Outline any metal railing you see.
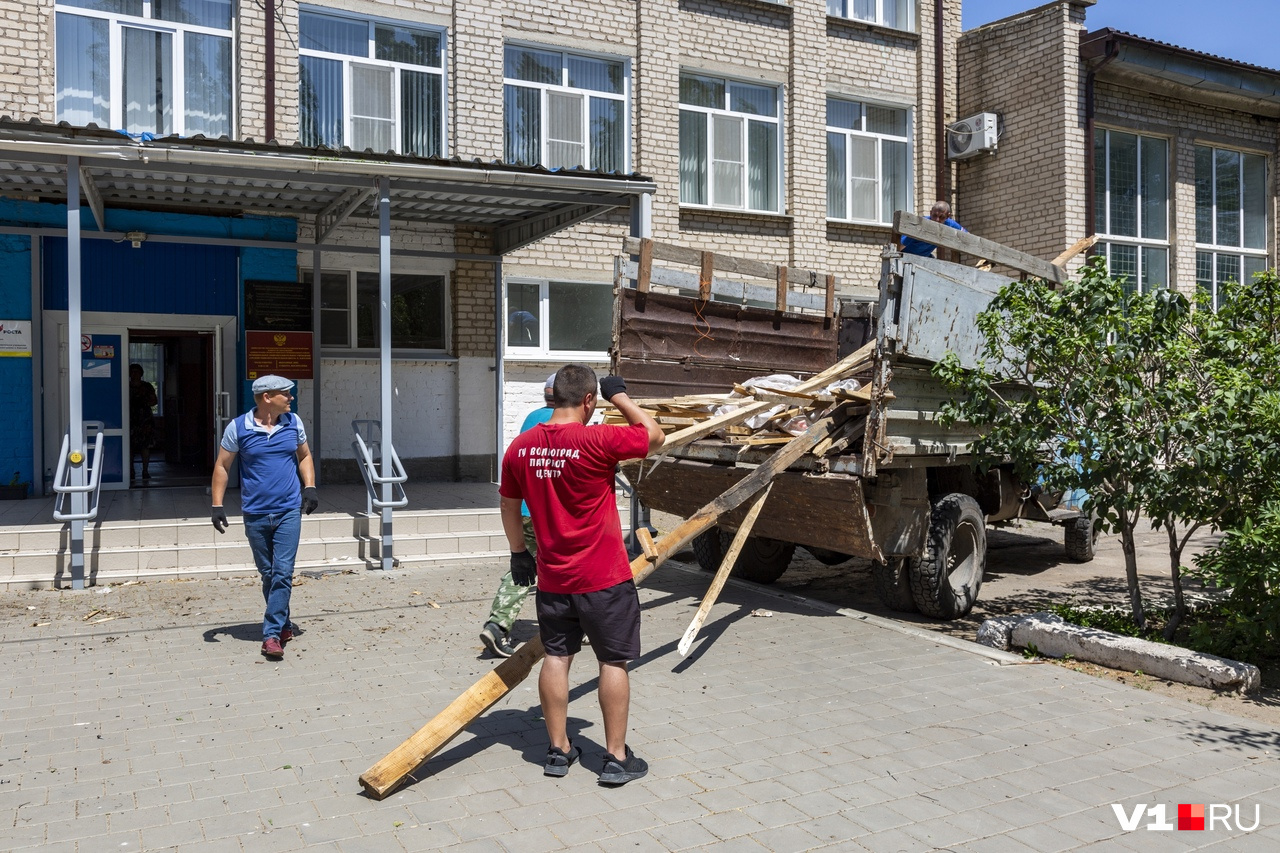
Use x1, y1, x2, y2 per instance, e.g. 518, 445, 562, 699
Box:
352, 420, 408, 515
52, 422, 106, 523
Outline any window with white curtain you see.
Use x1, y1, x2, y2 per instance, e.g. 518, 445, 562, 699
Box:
503, 46, 627, 172
826, 97, 911, 225
679, 73, 782, 213
505, 279, 614, 357
1195, 144, 1268, 309
314, 269, 448, 352
54, 0, 233, 138
298, 8, 445, 156
827, 0, 915, 32
1092, 128, 1170, 295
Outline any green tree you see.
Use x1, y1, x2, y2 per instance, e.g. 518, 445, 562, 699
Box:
934, 257, 1197, 629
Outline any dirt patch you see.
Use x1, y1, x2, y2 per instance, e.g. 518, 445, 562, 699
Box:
656, 513, 1280, 728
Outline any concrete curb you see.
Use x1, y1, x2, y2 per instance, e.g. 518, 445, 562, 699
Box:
989, 611, 1261, 693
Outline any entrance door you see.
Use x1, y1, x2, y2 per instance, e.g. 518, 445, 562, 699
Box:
79, 329, 128, 490
129, 331, 216, 487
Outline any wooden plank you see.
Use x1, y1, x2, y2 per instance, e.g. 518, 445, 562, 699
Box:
677, 484, 773, 657
894, 211, 1066, 285
637, 237, 653, 294
619, 260, 828, 313
1052, 234, 1098, 267
699, 250, 714, 301
659, 340, 875, 451
620, 236, 829, 290
775, 265, 788, 312
357, 411, 846, 800
635, 526, 658, 561
825, 273, 836, 323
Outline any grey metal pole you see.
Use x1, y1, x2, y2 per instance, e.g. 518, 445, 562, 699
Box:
493, 258, 503, 483
378, 177, 393, 571
66, 157, 86, 590
627, 194, 653, 552
312, 245, 322, 485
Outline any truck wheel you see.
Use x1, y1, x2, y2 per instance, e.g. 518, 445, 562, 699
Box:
731, 536, 796, 584
909, 494, 987, 619
872, 558, 918, 612
692, 529, 795, 584
804, 546, 853, 566
1064, 514, 1099, 563
691, 528, 723, 572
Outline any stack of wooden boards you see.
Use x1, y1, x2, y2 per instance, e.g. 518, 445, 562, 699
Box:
601, 344, 883, 457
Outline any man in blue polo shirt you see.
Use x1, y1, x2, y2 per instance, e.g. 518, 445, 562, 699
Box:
211, 374, 318, 660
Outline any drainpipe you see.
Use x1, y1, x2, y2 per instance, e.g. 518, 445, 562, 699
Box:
1083, 38, 1118, 238
934, 0, 947, 203
265, 0, 276, 141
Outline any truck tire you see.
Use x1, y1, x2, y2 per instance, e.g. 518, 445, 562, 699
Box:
872, 558, 918, 612
1064, 514, 1099, 563
804, 546, 853, 566
690, 528, 795, 584
909, 494, 987, 619
691, 528, 723, 572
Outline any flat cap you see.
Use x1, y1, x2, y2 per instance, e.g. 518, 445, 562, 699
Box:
545, 372, 558, 390
252, 374, 295, 395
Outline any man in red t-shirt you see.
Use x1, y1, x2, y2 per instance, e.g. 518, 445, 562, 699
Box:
499, 363, 664, 785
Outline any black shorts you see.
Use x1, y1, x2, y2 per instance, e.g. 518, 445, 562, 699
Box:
537, 580, 641, 662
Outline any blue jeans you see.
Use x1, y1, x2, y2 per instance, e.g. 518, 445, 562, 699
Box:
243, 508, 301, 640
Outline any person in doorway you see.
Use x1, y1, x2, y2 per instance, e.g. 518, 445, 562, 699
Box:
211, 375, 319, 660
480, 372, 559, 658
900, 200, 966, 258
499, 364, 664, 785
128, 363, 158, 482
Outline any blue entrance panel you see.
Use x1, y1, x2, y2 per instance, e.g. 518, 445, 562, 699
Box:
82, 334, 123, 485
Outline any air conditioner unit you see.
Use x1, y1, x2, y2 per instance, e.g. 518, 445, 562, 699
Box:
947, 112, 998, 160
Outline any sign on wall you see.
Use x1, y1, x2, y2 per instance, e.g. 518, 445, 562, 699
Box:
246, 331, 314, 379
244, 279, 313, 331
0, 320, 32, 357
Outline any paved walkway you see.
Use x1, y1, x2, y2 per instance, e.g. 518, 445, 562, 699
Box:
1, 557, 1278, 852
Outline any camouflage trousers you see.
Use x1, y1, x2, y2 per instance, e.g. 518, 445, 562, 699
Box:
485, 516, 537, 633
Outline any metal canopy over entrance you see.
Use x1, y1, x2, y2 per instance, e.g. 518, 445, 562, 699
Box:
0, 120, 654, 587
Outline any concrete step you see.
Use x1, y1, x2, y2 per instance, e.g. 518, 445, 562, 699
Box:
0, 505, 633, 588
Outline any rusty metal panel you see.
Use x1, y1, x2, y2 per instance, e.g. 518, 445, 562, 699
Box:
614, 288, 837, 398
623, 459, 882, 561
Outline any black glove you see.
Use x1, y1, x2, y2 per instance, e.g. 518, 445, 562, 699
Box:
211, 506, 228, 533
302, 487, 319, 515
510, 550, 537, 587
599, 375, 627, 401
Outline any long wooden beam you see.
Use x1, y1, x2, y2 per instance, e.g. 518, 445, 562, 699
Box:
894, 211, 1067, 285
357, 410, 846, 799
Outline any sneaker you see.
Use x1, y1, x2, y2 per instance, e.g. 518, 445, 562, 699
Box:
598, 745, 648, 786
281, 625, 296, 644
261, 637, 284, 659
480, 622, 515, 658
543, 742, 580, 777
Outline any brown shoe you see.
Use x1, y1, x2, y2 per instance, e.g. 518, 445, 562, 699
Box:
261, 637, 284, 659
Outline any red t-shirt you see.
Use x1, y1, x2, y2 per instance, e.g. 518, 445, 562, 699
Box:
499, 421, 650, 594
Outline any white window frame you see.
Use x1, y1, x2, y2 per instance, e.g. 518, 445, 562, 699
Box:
1195, 144, 1269, 309
825, 96, 914, 226
54, 0, 236, 137
827, 0, 915, 32
1093, 128, 1171, 294
678, 72, 784, 215
503, 278, 614, 359
502, 43, 631, 172
310, 267, 451, 356
297, 6, 448, 156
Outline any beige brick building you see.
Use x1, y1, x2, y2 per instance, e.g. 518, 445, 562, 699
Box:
957, 0, 1279, 299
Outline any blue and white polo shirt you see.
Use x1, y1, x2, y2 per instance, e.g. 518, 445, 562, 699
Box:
221, 411, 308, 515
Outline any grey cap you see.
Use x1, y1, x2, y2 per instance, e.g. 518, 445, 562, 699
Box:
544, 372, 558, 391
252, 374, 295, 395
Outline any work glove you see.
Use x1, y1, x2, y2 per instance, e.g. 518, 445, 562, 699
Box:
302, 486, 319, 515
599, 375, 627, 401
211, 506, 228, 534
510, 550, 537, 587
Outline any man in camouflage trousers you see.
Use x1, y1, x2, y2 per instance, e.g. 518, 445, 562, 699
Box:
480, 373, 557, 657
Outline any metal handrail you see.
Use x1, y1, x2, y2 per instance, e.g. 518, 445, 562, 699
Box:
352, 421, 408, 511
52, 424, 106, 522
